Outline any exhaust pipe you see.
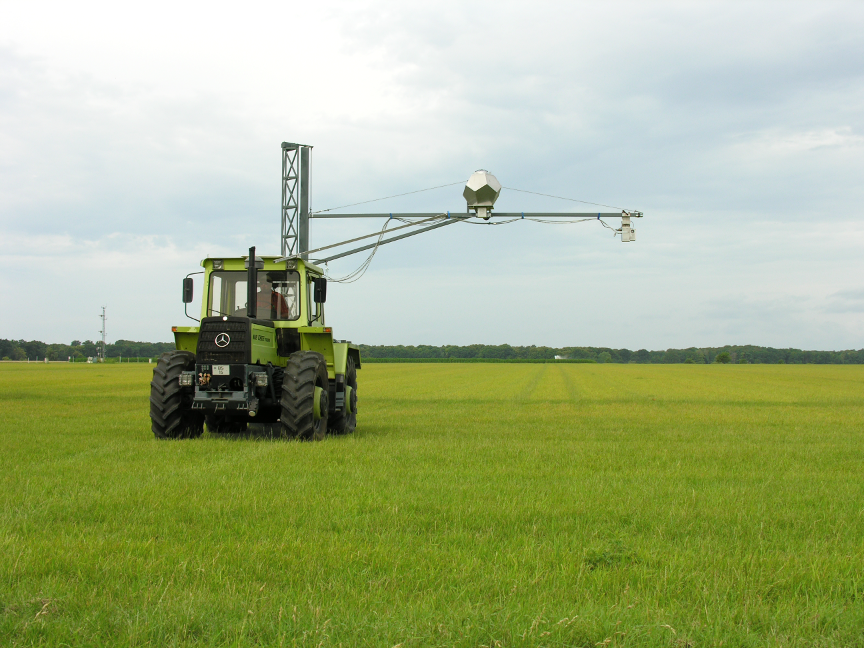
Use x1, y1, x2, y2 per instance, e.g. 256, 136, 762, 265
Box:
247, 246, 257, 319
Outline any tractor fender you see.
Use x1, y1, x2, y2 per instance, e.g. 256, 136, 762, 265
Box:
347, 346, 361, 370
172, 327, 199, 353
299, 328, 337, 380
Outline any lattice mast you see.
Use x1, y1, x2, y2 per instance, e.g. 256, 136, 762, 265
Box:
281, 142, 312, 258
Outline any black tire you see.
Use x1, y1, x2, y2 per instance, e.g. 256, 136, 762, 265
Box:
280, 351, 329, 441
328, 356, 357, 436
150, 351, 204, 439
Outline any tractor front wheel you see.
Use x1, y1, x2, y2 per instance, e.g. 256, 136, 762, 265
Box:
280, 351, 329, 441
150, 351, 204, 439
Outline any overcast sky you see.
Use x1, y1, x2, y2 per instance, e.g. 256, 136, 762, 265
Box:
1, 0, 863, 350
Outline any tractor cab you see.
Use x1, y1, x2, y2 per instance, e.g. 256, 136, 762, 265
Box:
173, 253, 330, 362
192, 253, 326, 327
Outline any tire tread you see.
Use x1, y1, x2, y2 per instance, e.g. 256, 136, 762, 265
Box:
149, 351, 203, 439
280, 351, 328, 440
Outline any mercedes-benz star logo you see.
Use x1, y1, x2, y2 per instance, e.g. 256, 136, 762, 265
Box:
214, 333, 231, 348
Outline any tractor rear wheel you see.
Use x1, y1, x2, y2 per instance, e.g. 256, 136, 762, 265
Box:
150, 351, 204, 439
328, 356, 357, 435
280, 351, 329, 441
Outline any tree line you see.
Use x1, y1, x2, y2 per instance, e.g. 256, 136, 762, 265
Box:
2, 338, 862, 364
356, 344, 864, 364
0, 339, 176, 361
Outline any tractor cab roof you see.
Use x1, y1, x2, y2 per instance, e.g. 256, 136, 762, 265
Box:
200, 255, 325, 275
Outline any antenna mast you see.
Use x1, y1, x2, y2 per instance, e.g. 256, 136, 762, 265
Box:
98, 306, 107, 363
281, 142, 313, 259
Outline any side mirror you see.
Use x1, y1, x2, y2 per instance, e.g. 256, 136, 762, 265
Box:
182, 277, 194, 303
313, 277, 327, 304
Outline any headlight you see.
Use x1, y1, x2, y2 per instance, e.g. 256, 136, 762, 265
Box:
253, 372, 268, 387
178, 372, 194, 386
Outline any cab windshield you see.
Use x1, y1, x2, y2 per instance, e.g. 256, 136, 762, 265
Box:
207, 270, 301, 320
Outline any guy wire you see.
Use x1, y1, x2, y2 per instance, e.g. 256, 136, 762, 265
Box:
313, 182, 464, 215
503, 186, 627, 212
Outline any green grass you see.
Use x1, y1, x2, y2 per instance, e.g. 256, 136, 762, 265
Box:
1, 362, 863, 647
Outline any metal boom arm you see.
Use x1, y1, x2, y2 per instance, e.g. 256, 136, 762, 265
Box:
289, 210, 641, 264
278, 216, 469, 264
310, 212, 625, 219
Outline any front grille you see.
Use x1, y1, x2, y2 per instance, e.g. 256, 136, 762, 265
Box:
197, 318, 248, 364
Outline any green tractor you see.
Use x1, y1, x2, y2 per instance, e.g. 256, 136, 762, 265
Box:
149, 247, 360, 440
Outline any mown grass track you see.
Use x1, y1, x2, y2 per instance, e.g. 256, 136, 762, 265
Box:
1, 362, 863, 647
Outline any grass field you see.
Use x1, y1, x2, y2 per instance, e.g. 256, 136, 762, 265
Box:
1, 362, 863, 647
